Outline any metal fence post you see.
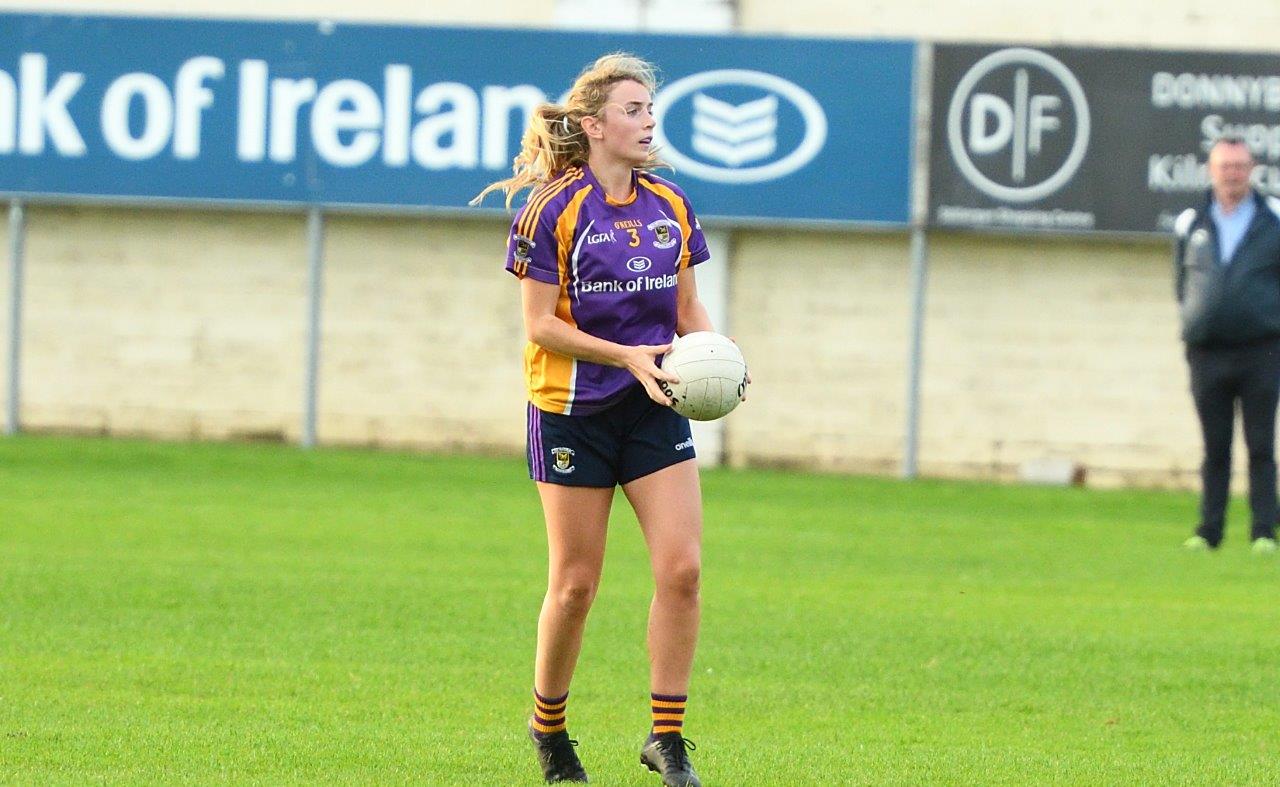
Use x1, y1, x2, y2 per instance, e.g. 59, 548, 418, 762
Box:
6, 200, 26, 436
302, 207, 325, 448
902, 43, 934, 479
903, 226, 929, 478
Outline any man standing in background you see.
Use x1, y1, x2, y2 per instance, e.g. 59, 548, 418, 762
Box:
1175, 134, 1280, 553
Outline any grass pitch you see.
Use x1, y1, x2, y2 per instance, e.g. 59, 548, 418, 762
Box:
2, 435, 1278, 784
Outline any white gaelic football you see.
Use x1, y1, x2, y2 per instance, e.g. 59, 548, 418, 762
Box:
658, 331, 748, 421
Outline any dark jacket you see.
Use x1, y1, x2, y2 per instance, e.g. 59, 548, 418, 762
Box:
1175, 189, 1280, 347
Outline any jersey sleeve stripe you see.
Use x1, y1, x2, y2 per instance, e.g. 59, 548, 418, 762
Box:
517, 168, 574, 239
524, 184, 592, 415
518, 168, 583, 241
554, 186, 593, 287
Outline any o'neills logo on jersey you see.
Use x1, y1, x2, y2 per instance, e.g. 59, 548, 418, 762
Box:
654, 69, 828, 184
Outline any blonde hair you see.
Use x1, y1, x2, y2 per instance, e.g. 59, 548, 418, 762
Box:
471, 52, 663, 208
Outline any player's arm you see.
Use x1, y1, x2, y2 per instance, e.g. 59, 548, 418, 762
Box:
520, 277, 677, 404
675, 267, 714, 336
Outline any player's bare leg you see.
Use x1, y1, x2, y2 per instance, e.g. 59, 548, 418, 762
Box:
529, 483, 613, 783
534, 482, 613, 697
624, 460, 702, 693
624, 459, 704, 787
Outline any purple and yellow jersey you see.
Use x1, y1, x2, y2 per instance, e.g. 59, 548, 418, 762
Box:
505, 164, 710, 415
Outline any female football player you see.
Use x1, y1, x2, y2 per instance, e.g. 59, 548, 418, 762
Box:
474, 53, 723, 786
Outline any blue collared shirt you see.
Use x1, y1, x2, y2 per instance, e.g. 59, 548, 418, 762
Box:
1210, 196, 1256, 265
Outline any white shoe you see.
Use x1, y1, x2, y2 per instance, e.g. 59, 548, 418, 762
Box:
1251, 537, 1277, 555
1183, 535, 1212, 551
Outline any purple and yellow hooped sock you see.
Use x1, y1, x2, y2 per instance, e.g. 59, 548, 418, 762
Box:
531, 689, 569, 738
650, 692, 687, 738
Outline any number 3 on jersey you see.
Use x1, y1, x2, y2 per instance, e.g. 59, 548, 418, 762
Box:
627, 228, 640, 247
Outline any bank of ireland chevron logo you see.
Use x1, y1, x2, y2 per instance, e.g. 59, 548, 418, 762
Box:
654, 69, 827, 184
691, 94, 778, 167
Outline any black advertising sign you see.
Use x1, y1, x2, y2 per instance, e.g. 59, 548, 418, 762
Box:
929, 44, 1280, 234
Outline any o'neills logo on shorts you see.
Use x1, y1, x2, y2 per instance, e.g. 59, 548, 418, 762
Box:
674, 438, 694, 451
551, 447, 576, 474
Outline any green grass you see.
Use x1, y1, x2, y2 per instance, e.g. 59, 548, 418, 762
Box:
1, 435, 1277, 784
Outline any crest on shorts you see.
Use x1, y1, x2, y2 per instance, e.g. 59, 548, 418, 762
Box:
513, 234, 536, 262
551, 446, 576, 474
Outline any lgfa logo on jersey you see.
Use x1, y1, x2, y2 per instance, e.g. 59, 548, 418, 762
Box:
654, 70, 828, 184
946, 48, 1091, 203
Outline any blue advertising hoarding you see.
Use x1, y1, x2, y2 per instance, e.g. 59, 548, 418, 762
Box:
0, 14, 914, 225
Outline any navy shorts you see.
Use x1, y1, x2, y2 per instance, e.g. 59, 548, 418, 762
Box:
526, 385, 696, 487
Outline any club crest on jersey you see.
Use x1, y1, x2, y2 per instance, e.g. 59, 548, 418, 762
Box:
551, 447, 576, 474
513, 234, 536, 262
648, 219, 679, 250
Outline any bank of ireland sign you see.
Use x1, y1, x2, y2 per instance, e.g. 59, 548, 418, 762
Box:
0, 15, 914, 225
653, 69, 828, 185
644, 37, 914, 224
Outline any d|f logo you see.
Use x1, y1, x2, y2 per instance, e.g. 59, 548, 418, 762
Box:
947, 48, 1090, 203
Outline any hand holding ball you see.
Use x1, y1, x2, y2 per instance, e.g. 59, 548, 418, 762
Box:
658, 332, 748, 421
